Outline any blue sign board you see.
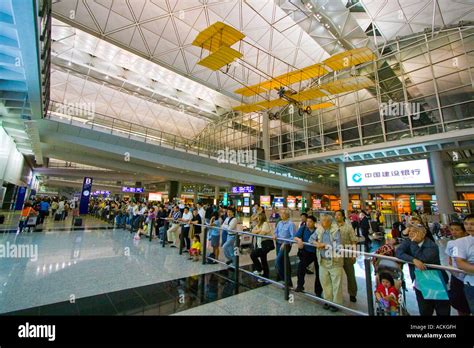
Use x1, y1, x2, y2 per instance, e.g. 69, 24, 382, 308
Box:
15, 187, 27, 211
231, 186, 254, 194
79, 177, 93, 215
122, 187, 144, 193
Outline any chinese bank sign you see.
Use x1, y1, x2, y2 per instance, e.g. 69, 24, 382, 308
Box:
346, 159, 431, 187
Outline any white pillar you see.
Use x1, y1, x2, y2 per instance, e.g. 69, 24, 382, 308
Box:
214, 186, 219, 204
431, 151, 455, 223
303, 191, 311, 212
282, 189, 288, 207
339, 163, 349, 216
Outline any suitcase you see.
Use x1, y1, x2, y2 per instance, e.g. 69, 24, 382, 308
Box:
73, 217, 83, 227
27, 216, 38, 226
0, 215, 4, 224
25, 216, 38, 232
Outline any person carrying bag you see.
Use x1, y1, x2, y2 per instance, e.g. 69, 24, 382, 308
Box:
250, 213, 274, 281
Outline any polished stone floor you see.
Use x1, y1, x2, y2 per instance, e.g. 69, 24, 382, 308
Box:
174, 284, 345, 316
0, 215, 455, 316
0, 211, 113, 232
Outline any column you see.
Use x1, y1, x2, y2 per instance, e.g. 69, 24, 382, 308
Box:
339, 163, 349, 215
360, 187, 369, 210
282, 189, 288, 207
264, 186, 269, 195
214, 186, 220, 205
262, 112, 270, 161
168, 181, 179, 202
430, 151, 455, 223
303, 192, 311, 212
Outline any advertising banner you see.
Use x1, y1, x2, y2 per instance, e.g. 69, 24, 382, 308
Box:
346, 159, 431, 187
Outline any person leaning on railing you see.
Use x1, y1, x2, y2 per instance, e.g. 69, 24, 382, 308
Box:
335, 210, 359, 303
395, 224, 450, 316
222, 209, 238, 266
273, 209, 296, 286
309, 214, 344, 312
453, 214, 474, 315
294, 215, 322, 297
445, 221, 470, 316
250, 213, 274, 281
166, 206, 182, 248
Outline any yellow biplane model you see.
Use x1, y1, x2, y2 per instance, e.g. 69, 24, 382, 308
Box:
192, 22, 376, 116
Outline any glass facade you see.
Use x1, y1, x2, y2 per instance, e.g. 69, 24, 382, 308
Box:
195, 26, 474, 162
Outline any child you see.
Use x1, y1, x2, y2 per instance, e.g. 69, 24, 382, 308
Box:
188, 234, 201, 262
208, 212, 221, 260
375, 272, 399, 316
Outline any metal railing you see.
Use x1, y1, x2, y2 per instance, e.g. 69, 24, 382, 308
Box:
45, 101, 335, 185
151, 217, 466, 316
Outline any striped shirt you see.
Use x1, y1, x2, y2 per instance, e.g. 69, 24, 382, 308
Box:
172, 211, 181, 223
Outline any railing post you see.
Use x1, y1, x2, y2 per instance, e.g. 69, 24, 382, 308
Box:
234, 233, 240, 294
148, 219, 153, 242
364, 257, 375, 316
162, 220, 167, 248
144, 128, 148, 143
202, 223, 208, 265
283, 243, 290, 301
179, 226, 184, 255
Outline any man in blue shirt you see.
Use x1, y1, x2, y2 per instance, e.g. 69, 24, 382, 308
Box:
38, 199, 50, 224
294, 215, 322, 296
274, 209, 296, 285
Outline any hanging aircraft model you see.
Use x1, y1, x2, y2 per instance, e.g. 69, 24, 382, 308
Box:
192, 22, 376, 118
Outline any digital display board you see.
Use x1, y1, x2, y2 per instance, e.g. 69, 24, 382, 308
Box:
122, 187, 144, 193
346, 159, 431, 187
231, 186, 254, 194
260, 196, 271, 208
93, 190, 110, 195
273, 197, 284, 208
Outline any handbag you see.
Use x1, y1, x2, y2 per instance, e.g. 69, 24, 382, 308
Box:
261, 239, 275, 251
414, 269, 449, 300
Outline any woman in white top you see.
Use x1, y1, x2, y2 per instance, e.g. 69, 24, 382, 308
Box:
250, 213, 274, 280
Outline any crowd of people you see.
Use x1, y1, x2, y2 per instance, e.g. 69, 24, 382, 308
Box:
15, 196, 77, 233
13, 196, 474, 316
